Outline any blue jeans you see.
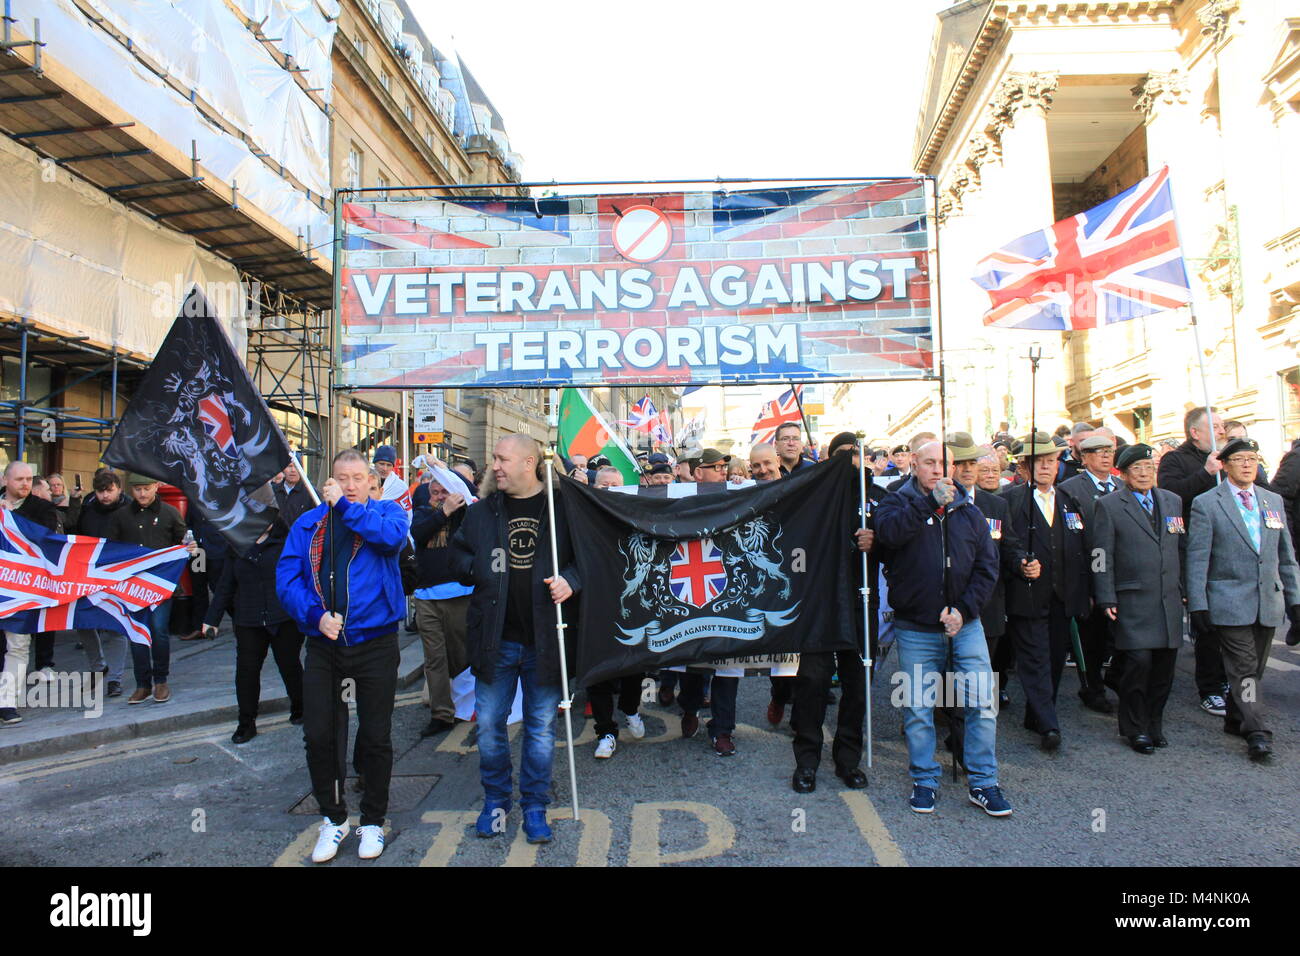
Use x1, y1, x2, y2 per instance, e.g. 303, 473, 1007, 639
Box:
894, 620, 998, 790
130, 600, 172, 687
475, 640, 561, 808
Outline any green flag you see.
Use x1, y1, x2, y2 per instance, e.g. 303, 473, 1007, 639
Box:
556, 388, 641, 485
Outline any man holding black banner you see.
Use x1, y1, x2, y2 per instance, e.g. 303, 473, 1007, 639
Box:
449, 435, 581, 844
790, 433, 875, 793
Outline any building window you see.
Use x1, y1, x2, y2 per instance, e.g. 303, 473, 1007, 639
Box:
346, 145, 363, 191
424, 129, 434, 149
404, 99, 414, 122
379, 69, 391, 92
1282, 367, 1300, 441
376, 172, 389, 200
354, 35, 367, 59
350, 401, 395, 459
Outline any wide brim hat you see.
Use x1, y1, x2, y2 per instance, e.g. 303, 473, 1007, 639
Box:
1015, 431, 1061, 458
945, 431, 988, 462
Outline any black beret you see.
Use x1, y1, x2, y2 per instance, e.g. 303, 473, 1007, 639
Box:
1116, 443, 1154, 471
1216, 437, 1259, 462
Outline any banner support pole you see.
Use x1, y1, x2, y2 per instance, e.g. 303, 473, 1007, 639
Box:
289, 447, 321, 507
1188, 307, 1221, 479
543, 446, 581, 821
855, 431, 873, 769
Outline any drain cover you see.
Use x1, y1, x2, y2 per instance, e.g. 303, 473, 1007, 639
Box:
289, 774, 440, 814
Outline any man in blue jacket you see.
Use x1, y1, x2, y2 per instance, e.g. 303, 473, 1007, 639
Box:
874, 440, 1010, 817
277, 448, 409, 864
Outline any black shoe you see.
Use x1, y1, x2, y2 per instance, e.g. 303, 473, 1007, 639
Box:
792, 768, 816, 793
1080, 692, 1114, 714
231, 722, 256, 745
105, 680, 122, 698
289, 711, 304, 726
1041, 730, 1061, 751
1287, 624, 1300, 647
421, 717, 455, 738
998, 689, 1010, 707
835, 766, 868, 789
1127, 734, 1155, 755
1247, 734, 1272, 761
1153, 734, 1169, 748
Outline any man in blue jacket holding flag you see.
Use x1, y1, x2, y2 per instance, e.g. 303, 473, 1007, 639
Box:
277, 448, 409, 864
874, 439, 1010, 818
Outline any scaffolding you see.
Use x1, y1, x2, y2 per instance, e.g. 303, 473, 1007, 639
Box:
244, 273, 333, 485
0, 315, 147, 461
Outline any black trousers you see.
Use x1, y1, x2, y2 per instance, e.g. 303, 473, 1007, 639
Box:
1219, 623, 1275, 739
588, 673, 642, 738
1074, 609, 1110, 699
234, 622, 304, 723
303, 633, 399, 827
1117, 648, 1177, 738
770, 675, 794, 706
33, 632, 56, 669
1192, 617, 1228, 698
790, 650, 866, 772
1008, 599, 1070, 734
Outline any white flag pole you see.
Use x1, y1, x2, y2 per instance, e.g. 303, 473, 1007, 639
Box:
542, 446, 581, 821
289, 446, 321, 507
856, 432, 873, 769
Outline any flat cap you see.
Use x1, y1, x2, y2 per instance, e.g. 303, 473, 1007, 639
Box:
1079, 435, 1115, 452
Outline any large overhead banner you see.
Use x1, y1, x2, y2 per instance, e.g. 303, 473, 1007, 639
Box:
337, 180, 934, 388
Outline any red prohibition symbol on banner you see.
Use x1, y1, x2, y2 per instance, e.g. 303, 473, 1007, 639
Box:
611, 204, 673, 263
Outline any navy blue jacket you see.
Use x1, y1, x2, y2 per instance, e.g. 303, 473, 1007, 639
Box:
873, 477, 999, 632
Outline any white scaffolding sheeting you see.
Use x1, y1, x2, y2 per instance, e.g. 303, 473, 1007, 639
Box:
227, 0, 340, 105
0, 136, 248, 358
77, 0, 331, 196
37, 0, 331, 241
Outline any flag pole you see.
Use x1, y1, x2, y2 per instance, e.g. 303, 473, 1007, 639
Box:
289, 447, 321, 507
1166, 167, 1222, 479
855, 431, 873, 769
787, 381, 813, 453
543, 445, 581, 821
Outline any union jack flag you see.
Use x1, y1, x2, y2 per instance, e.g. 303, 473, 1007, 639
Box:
972, 166, 1192, 330
751, 386, 804, 445
620, 395, 672, 443
197, 393, 238, 458
0, 511, 188, 645
669, 538, 727, 608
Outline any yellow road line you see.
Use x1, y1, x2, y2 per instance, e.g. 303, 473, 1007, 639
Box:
838, 791, 908, 867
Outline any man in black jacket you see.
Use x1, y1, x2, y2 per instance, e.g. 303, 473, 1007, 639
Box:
449, 436, 580, 846
0, 461, 61, 724
73, 468, 130, 698
1272, 438, 1300, 645
1001, 432, 1091, 751
108, 474, 194, 705
874, 440, 1008, 816
1156, 406, 1262, 716
410, 472, 470, 738
201, 518, 302, 744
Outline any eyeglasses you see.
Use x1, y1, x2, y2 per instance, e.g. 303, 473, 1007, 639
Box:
700, 463, 727, 471
1225, 455, 1259, 466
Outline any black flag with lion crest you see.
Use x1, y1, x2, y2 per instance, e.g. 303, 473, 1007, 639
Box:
104, 287, 292, 554
560, 455, 862, 687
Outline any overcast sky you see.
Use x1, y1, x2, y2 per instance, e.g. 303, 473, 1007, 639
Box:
412, 0, 954, 185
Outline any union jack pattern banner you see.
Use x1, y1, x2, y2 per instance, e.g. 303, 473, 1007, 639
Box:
0, 511, 188, 645
338, 181, 934, 388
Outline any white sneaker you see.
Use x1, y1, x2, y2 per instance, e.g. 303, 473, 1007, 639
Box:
594, 734, 617, 759
357, 824, 385, 860
624, 712, 646, 739
311, 818, 349, 863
